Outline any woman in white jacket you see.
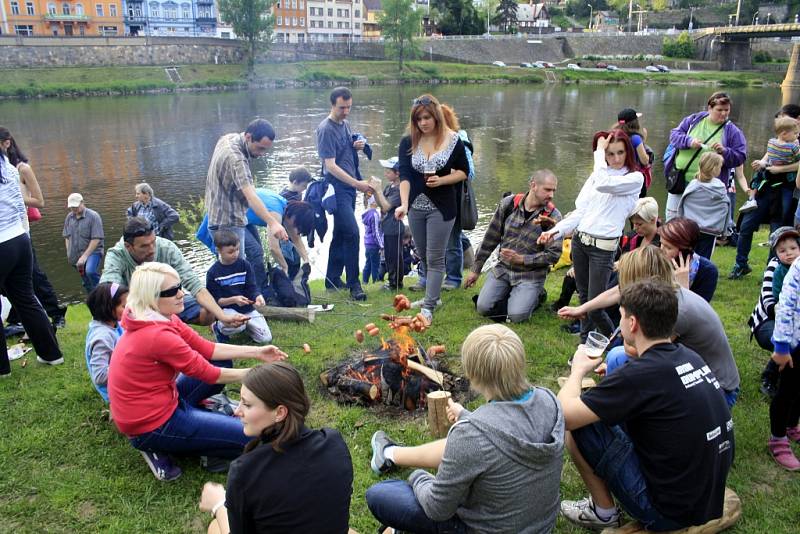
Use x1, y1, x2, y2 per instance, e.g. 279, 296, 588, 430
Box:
677, 152, 730, 259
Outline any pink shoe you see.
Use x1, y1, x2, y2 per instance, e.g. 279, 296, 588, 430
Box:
786, 427, 800, 443
769, 438, 800, 471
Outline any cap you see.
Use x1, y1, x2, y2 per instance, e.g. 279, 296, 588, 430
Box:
629, 197, 659, 222
67, 193, 84, 208
379, 157, 399, 170
618, 108, 643, 124
769, 226, 800, 251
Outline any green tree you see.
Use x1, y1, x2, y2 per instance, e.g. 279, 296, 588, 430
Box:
379, 0, 422, 70
219, 0, 276, 73
495, 0, 518, 33
662, 31, 695, 58
436, 0, 483, 35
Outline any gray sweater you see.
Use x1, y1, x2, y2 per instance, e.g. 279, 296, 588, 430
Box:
677, 178, 730, 235
409, 387, 564, 533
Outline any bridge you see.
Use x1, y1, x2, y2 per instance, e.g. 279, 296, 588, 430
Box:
693, 23, 800, 70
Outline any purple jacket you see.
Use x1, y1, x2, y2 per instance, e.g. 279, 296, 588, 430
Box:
667, 111, 747, 186
362, 208, 383, 249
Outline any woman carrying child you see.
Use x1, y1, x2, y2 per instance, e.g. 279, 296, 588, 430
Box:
85, 282, 129, 402
677, 152, 730, 259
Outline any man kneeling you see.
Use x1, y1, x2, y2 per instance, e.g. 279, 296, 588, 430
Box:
366, 324, 564, 533
559, 279, 734, 531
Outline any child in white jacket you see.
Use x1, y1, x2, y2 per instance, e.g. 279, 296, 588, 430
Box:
678, 152, 730, 259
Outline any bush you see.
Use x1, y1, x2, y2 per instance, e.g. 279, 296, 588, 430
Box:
753, 50, 772, 63
662, 31, 695, 59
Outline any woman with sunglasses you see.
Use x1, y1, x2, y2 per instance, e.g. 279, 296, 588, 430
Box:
108, 262, 287, 481
540, 131, 643, 341
395, 94, 470, 322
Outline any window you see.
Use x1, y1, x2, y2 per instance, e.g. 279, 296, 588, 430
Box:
149, 2, 159, 17
10, 1, 19, 15
299, 17, 304, 25
26, 2, 34, 15
344, 21, 349, 28
182, 4, 190, 18
298, 33, 304, 42
62, 2, 70, 15
336, 8, 341, 17
291, 16, 296, 25
48, 3, 56, 14
276, 15, 282, 25
327, 8, 332, 16
327, 20, 332, 27
101, 25, 118, 35
344, 9, 348, 17
299, 0, 303, 9
110, 4, 116, 16
276, 0, 280, 7
14, 24, 34, 35
95, 4, 103, 16
337, 21, 342, 28
76, 3, 83, 14
290, 0, 295, 8
354, 22, 360, 29
354, 9, 359, 18
165, 5, 176, 18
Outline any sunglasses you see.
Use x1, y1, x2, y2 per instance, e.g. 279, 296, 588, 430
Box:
124, 223, 154, 239
413, 96, 433, 106
159, 283, 183, 298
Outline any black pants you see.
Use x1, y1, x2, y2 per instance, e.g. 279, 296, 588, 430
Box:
571, 237, 616, 340
6, 244, 64, 323
0, 233, 63, 375
770, 349, 800, 437
383, 233, 402, 289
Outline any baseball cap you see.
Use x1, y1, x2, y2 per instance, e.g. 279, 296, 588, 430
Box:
379, 157, 399, 170
618, 108, 643, 124
769, 226, 800, 251
67, 193, 84, 208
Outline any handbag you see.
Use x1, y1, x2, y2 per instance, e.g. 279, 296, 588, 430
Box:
665, 121, 727, 195
460, 179, 478, 230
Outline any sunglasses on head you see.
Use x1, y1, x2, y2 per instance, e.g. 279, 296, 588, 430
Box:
413, 96, 433, 106
124, 224, 154, 239
159, 283, 182, 298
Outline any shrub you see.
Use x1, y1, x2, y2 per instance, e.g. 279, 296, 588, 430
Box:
663, 31, 695, 59
753, 50, 772, 63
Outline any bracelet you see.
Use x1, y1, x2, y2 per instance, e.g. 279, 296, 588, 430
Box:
211, 498, 226, 518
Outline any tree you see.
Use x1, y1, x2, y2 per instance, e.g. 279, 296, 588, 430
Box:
219, 0, 276, 73
436, 0, 483, 35
495, 0, 518, 33
379, 0, 422, 70
662, 31, 695, 59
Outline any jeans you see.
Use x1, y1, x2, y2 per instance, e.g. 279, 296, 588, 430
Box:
736, 185, 786, 267
476, 270, 544, 323
209, 225, 246, 260
77, 250, 103, 294
366, 480, 468, 534
176, 293, 202, 323
418, 227, 466, 287
362, 245, 381, 284
408, 208, 456, 312
383, 233, 403, 289
216, 308, 271, 343
694, 233, 716, 260
0, 233, 63, 375
326, 186, 360, 289
770, 349, 800, 437
571, 237, 615, 340
129, 359, 249, 458
244, 225, 269, 296
280, 239, 301, 280
572, 422, 685, 532
753, 320, 774, 352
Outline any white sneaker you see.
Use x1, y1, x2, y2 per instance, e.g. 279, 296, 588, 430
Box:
561, 497, 621, 530
36, 356, 64, 366
410, 298, 442, 309
739, 198, 758, 213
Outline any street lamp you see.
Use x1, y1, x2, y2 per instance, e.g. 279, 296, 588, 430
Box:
766, 13, 771, 25
752, 13, 758, 26
587, 4, 593, 30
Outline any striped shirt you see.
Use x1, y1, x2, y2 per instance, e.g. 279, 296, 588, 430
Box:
749, 257, 780, 336
0, 155, 27, 243
766, 137, 800, 167
205, 133, 254, 227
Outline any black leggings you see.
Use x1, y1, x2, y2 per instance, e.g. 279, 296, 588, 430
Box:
770, 350, 800, 437
383, 233, 402, 289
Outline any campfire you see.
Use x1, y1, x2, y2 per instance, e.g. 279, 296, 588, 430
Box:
320, 327, 470, 412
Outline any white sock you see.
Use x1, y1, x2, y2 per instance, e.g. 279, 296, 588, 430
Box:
384, 445, 397, 462
593, 503, 617, 521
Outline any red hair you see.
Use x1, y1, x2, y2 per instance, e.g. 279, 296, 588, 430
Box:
660, 217, 700, 253
592, 130, 640, 172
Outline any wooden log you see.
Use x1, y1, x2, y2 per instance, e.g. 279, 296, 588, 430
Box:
335, 376, 379, 402
254, 304, 315, 323
427, 390, 452, 438
407, 360, 444, 385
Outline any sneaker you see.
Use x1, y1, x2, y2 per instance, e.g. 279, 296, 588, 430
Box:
211, 322, 230, 343
140, 450, 182, 481
36, 356, 64, 366
350, 284, 367, 301
408, 281, 425, 292
410, 298, 442, 309
3, 323, 25, 338
0, 371, 10, 379
370, 431, 397, 475
560, 497, 622, 530
419, 308, 433, 325
561, 322, 581, 335
768, 438, 800, 471
738, 198, 758, 213
202, 393, 239, 416
786, 426, 800, 444
728, 263, 752, 280
52, 315, 67, 330
760, 378, 779, 399
201, 455, 231, 474
442, 281, 459, 291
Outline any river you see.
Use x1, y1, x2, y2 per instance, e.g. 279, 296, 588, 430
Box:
0, 83, 782, 303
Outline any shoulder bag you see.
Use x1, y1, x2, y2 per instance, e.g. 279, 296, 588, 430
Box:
665, 121, 727, 195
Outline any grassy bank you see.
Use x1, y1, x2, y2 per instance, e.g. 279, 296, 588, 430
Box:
1, 230, 799, 532
0, 60, 782, 99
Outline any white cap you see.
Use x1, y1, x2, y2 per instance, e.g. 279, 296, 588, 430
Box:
379, 157, 399, 170
67, 193, 84, 208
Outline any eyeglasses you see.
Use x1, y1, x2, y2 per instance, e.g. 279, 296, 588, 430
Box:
159, 283, 182, 298
413, 96, 433, 106
123, 223, 154, 239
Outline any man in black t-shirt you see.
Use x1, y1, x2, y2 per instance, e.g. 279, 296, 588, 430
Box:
558, 279, 734, 531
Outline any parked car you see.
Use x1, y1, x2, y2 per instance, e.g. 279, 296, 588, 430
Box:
543, 62, 555, 68
645, 65, 660, 72
492, 61, 507, 67
520, 62, 533, 68
596, 62, 608, 69
567, 63, 581, 70
656, 64, 671, 72
606, 65, 620, 71
532, 61, 546, 68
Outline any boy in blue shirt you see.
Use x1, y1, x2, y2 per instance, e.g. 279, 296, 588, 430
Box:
206, 230, 272, 343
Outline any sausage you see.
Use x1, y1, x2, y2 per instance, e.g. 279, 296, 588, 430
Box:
368, 327, 380, 337
427, 345, 446, 357
381, 313, 395, 321
302, 343, 311, 353
365, 323, 376, 331
354, 330, 364, 343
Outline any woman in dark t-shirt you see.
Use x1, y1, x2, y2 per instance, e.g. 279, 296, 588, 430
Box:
659, 217, 718, 303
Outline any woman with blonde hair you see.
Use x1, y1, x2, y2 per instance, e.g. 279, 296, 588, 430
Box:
366, 324, 564, 533
108, 262, 287, 481
395, 94, 470, 323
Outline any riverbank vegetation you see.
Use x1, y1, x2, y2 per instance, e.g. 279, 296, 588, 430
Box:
1, 232, 799, 532
0, 60, 783, 99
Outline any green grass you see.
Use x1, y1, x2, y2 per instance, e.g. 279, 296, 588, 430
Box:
1, 230, 798, 532
558, 68, 783, 87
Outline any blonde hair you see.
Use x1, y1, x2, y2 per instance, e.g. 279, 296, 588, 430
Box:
775, 116, 799, 135
618, 245, 676, 289
629, 197, 659, 223
695, 152, 724, 183
461, 324, 530, 401
127, 262, 180, 317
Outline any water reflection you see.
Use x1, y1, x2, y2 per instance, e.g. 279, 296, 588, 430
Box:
0, 84, 780, 302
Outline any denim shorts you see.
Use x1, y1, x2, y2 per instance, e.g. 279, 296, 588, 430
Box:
177, 293, 202, 323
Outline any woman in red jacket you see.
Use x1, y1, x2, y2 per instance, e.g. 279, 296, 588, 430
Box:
108, 262, 286, 481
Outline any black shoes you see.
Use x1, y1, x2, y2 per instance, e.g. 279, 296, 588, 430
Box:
350, 284, 367, 301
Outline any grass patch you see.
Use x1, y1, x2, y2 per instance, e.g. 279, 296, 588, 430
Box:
1, 230, 798, 531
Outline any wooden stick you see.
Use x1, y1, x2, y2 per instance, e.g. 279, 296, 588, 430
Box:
427, 390, 452, 438
254, 304, 316, 323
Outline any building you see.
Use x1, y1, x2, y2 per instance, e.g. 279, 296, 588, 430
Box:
516, 2, 549, 31
306, 0, 363, 42
213, 0, 232, 38
593, 10, 619, 32
1, 0, 124, 35
274, 0, 306, 43
122, 0, 216, 36
361, 0, 379, 38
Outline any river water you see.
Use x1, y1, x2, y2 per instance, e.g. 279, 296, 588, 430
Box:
0, 83, 782, 303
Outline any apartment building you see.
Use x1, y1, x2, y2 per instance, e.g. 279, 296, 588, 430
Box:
1, 0, 124, 35
306, 0, 362, 42
122, 0, 216, 36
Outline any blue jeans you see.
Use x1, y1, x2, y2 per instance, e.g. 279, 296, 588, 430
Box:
280, 239, 301, 280
366, 480, 468, 534
418, 227, 465, 287
362, 245, 381, 284
605, 346, 739, 407
244, 225, 269, 297
78, 250, 102, 294
176, 293, 203, 323
209, 225, 246, 260
572, 423, 685, 532
736, 185, 791, 267
326, 185, 360, 288
128, 359, 249, 458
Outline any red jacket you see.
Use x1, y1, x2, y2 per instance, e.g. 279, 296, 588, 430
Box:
108, 310, 220, 436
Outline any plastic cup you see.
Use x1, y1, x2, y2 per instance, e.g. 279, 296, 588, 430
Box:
585, 331, 610, 359
424, 162, 436, 182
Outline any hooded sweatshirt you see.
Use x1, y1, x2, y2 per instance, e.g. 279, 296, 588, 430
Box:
409, 387, 564, 533
677, 178, 730, 235
108, 310, 220, 436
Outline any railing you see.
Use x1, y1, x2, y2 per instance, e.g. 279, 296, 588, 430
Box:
43, 13, 90, 22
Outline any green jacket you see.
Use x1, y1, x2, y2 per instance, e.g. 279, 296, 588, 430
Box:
100, 237, 204, 296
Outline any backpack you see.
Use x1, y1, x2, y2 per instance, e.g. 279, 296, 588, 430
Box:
303, 179, 335, 248
506, 193, 556, 223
